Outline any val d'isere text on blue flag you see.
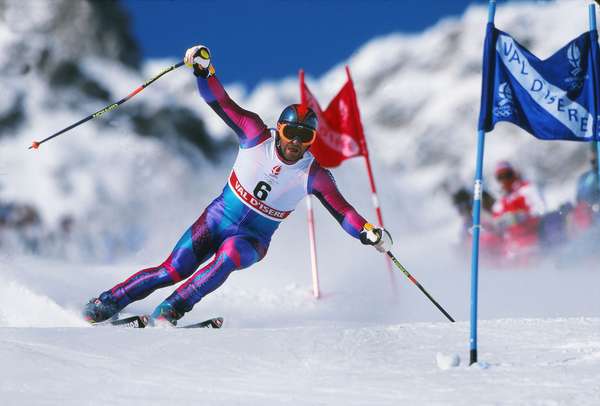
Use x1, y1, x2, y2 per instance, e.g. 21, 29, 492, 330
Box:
478, 23, 600, 141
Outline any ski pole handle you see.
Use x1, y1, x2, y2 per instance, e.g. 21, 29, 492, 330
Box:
193, 47, 211, 69
386, 251, 455, 322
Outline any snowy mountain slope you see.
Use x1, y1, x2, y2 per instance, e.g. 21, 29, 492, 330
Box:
0, 0, 596, 325
0, 0, 595, 258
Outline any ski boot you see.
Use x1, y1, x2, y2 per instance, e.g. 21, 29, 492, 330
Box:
82, 291, 120, 323
149, 302, 183, 327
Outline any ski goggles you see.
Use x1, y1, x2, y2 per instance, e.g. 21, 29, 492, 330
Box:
277, 123, 317, 145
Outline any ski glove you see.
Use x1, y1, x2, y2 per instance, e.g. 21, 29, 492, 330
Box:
360, 223, 393, 253
184, 45, 215, 78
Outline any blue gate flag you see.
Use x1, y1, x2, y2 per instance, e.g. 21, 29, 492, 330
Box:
478, 23, 600, 142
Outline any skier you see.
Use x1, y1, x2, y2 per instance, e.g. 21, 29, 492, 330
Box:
492, 161, 545, 260
83, 45, 393, 326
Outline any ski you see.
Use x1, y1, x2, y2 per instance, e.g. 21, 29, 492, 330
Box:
93, 315, 149, 328
180, 317, 224, 329
93, 315, 223, 329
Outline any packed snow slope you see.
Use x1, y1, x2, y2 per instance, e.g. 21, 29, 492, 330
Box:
1, 0, 600, 404
1, 317, 600, 405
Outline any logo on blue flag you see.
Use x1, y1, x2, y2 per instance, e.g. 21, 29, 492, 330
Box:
493, 82, 515, 118
478, 23, 600, 142
565, 42, 584, 90
567, 42, 582, 75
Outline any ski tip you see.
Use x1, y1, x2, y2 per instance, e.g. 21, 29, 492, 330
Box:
140, 314, 150, 326
29, 141, 40, 150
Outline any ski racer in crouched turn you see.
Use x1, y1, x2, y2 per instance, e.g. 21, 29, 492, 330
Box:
83, 45, 392, 326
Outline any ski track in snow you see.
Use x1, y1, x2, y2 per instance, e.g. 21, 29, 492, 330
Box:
0, 256, 598, 405
1, 319, 600, 405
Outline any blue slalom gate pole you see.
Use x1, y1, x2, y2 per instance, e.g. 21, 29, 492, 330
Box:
469, 0, 496, 367
590, 4, 600, 190
590, 3, 596, 30
469, 131, 486, 366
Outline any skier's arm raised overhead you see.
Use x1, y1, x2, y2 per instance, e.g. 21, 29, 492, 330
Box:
185, 45, 269, 148
307, 162, 393, 252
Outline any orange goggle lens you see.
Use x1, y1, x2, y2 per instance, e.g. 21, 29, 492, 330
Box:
277, 123, 316, 145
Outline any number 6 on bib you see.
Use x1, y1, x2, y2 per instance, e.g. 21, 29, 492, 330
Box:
253, 181, 271, 201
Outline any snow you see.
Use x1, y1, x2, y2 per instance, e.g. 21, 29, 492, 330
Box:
1, 316, 600, 405
436, 352, 461, 369
0, 252, 599, 404
1, 0, 600, 404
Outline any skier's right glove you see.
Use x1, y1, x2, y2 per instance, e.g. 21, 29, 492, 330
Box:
360, 223, 393, 253
184, 45, 215, 78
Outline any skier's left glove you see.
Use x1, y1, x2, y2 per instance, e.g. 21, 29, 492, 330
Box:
184, 45, 215, 78
360, 223, 393, 253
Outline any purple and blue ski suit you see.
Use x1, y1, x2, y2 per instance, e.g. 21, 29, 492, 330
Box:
100, 74, 369, 319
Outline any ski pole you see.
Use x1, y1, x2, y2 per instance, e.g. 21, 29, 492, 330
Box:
29, 60, 185, 150
386, 250, 455, 322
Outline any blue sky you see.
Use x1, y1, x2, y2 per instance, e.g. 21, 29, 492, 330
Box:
122, 0, 483, 89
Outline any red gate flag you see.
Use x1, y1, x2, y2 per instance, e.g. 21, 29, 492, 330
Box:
299, 66, 395, 287
300, 67, 368, 168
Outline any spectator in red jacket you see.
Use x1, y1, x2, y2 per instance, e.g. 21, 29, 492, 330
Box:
492, 161, 546, 260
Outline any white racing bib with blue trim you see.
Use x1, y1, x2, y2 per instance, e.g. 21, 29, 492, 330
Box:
228, 131, 314, 221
